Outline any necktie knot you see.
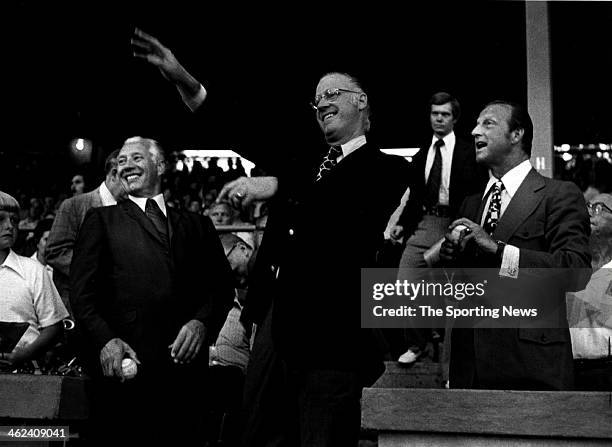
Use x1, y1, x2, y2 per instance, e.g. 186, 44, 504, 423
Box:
434, 139, 444, 149
316, 146, 343, 181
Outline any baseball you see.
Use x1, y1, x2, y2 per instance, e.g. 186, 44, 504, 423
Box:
121, 358, 138, 379
449, 224, 469, 244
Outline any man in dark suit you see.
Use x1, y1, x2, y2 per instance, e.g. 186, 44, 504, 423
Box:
220, 73, 409, 447
441, 100, 591, 390
70, 137, 235, 444
389, 92, 487, 364
46, 149, 125, 312
131, 29, 410, 446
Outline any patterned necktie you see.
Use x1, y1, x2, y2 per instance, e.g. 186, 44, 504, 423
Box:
315, 146, 343, 181
424, 139, 444, 207
483, 180, 505, 236
145, 198, 169, 247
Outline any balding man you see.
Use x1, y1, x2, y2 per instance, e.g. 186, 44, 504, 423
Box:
70, 137, 234, 445
567, 193, 612, 391
441, 100, 591, 390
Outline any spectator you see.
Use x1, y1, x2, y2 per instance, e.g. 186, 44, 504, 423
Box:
18, 197, 43, 231
389, 92, 487, 365
567, 193, 612, 391
46, 150, 126, 311
30, 218, 54, 278
70, 174, 86, 196
188, 199, 203, 214
211, 233, 253, 373
209, 201, 235, 226
0, 191, 69, 371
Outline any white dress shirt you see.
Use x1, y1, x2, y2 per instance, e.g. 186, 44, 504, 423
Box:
424, 131, 456, 206
480, 159, 532, 278
128, 194, 167, 217
337, 135, 367, 163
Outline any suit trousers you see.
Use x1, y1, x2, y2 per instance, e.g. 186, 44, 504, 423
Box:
241, 303, 363, 447
398, 215, 451, 353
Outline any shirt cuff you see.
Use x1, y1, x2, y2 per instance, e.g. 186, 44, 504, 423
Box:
499, 244, 519, 278
178, 84, 207, 112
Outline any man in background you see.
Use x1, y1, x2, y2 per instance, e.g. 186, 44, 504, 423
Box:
389, 92, 487, 364
567, 193, 612, 391
46, 150, 125, 311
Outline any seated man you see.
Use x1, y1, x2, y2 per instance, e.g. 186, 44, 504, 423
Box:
210, 233, 253, 374
0, 191, 69, 370
567, 193, 612, 391
206, 233, 253, 446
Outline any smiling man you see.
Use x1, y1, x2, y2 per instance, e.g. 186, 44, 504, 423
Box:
70, 136, 234, 445
131, 28, 410, 446
440, 101, 591, 390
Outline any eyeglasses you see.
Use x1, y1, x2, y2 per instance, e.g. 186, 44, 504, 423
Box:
587, 201, 612, 215
310, 88, 363, 111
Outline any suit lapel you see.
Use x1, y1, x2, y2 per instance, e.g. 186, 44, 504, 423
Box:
168, 208, 184, 248
493, 169, 546, 241
122, 200, 166, 247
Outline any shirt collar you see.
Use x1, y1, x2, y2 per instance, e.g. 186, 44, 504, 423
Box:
99, 182, 117, 207
483, 159, 532, 199
431, 131, 455, 149
1, 250, 25, 279
339, 135, 367, 160
128, 194, 167, 217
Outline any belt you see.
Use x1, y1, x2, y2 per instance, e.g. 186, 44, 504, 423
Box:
423, 204, 452, 218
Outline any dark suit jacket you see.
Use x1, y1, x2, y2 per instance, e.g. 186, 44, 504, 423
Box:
70, 200, 235, 378
397, 136, 487, 236
450, 168, 591, 390
46, 188, 104, 307
242, 142, 410, 385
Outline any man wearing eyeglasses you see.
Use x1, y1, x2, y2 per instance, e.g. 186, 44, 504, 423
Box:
132, 29, 410, 447
567, 193, 612, 391
440, 101, 591, 390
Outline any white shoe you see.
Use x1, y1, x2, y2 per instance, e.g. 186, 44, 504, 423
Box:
397, 349, 421, 365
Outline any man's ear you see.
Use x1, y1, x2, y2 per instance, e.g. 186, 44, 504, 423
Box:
157, 160, 167, 176
510, 128, 524, 145
356, 92, 368, 111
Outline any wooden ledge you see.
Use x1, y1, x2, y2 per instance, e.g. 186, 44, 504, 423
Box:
362, 388, 612, 439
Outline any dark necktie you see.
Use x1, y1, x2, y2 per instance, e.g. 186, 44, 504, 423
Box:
145, 198, 169, 247
315, 146, 343, 181
483, 180, 505, 236
425, 139, 444, 207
